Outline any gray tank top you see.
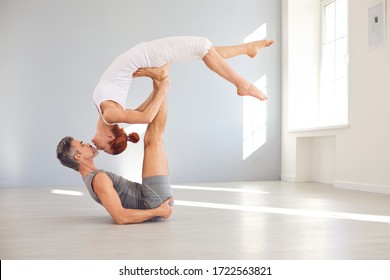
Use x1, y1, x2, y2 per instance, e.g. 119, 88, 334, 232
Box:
82, 170, 147, 210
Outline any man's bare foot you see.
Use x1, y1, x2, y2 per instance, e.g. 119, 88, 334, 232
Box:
132, 63, 170, 80
237, 82, 268, 101
247, 40, 274, 58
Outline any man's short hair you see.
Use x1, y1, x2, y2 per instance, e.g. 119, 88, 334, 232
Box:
56, 136, 79, 171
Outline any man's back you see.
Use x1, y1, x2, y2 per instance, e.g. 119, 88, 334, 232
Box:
82, 170, 147, 209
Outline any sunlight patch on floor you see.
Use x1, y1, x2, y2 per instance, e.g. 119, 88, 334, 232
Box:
175, 200, 390, 224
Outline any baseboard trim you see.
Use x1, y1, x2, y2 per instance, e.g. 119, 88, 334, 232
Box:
334, 181, 390, 195
281, 175, 296, 183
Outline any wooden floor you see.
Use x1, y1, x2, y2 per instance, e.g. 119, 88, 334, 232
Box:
1, 181, 390, 260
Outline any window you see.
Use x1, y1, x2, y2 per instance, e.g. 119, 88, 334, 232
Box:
243, 77, 267, 160
242, 24, 268, 159
320, 0, 349, 126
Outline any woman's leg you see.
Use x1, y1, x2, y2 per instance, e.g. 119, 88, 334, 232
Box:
214, 40, 274, 59
133, 39, 274, 100
202, 47, 267, 100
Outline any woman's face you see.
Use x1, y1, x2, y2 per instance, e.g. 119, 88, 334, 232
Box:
92, 132, 113, 154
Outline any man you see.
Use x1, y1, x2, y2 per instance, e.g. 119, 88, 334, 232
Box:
56, 77, 173, 224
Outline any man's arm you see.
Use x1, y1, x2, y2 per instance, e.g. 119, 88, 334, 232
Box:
92, 172, 173, 225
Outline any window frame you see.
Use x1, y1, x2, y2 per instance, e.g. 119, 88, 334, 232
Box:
319, 0, 349, 127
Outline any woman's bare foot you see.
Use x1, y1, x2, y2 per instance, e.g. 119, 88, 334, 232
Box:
132, 63, 170, 80
247, 40, 274, 58
237, 82, 268, 101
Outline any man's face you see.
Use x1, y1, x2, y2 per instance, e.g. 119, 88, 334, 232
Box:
71, 139, 99, 160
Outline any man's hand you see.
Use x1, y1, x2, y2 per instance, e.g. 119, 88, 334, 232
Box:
156, 197, 174, 219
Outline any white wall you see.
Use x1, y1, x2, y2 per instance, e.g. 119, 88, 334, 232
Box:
282, 0, 390, 193
0, 0, 281, 187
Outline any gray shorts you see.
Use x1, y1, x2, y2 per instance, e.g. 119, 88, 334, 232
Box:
142, 175, 174, 209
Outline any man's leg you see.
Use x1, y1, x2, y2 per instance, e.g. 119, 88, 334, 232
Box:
132, 67, 169, 178
142, 95, 168, 178
141, 81, 172, 209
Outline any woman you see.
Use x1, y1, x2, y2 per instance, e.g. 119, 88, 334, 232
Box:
92, 36, 274, 155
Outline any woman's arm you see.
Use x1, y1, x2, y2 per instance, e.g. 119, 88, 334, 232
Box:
135, 90, 154, 112
103, 78, 170, 124
92, 172, 173, 225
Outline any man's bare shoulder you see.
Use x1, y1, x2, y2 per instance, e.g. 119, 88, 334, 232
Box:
91, 171, 113, 192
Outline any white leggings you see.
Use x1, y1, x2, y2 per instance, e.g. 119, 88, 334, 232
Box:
138, 36, 213, 66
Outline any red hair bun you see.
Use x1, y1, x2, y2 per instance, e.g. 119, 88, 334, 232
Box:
128, 132, 140, 143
